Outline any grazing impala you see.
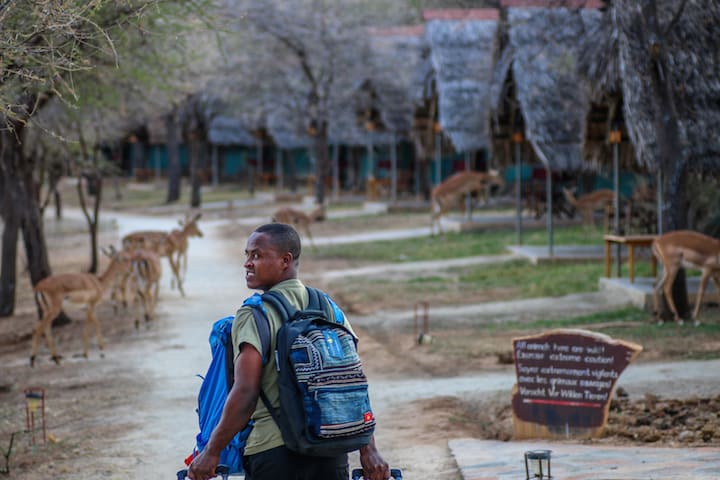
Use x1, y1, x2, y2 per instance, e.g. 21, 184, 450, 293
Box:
562, 187, 615, 230
430, 170, 505, 235
272, 204, 325, 248
162, 213, 203, 296
652, 230, 720, 326
120, 213, 202, 297
126, 249, 163, 329
31, 247, 132, 366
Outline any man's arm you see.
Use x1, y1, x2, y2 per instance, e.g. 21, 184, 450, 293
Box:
188, 344, 263, 480
359, 434, 390, 480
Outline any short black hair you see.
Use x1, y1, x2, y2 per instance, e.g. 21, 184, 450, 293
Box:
254, 223, 302, 260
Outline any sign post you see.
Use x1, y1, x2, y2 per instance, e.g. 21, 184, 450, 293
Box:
511, 329, 642, 439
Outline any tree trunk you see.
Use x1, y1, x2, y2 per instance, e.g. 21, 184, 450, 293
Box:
54, 188, 63, 220
0, 208, 19, 317
640, 0, 688, 232
86, 176, 103, 274
0, 135, 18, 316
313, 122, 329, 205
190, 136, 204, 208
166, 108, 182, 204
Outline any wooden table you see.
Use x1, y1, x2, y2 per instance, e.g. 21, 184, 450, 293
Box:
604, 234, 658, 283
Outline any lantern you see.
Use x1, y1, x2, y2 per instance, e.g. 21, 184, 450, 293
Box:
524, 449, 552, 479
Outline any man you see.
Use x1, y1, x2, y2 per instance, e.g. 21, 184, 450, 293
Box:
188, 223, 390, 480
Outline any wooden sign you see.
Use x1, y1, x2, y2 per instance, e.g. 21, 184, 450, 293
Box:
511, 328, 642, 439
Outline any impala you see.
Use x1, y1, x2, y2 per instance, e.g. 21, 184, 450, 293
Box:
126, 249, 163, 329
272, 204, 325, 248
652, 230, 720, 326
430, 170, 505, 234
562, 187, 615, 230
31, 247, 132, 366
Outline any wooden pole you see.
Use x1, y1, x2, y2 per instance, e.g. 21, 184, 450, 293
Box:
390, 134, 397, 203
465, 151, 472, 221
434, 132, 442, 186
546, 166, 554, 258
275, 148, 284, 191
332, 143, 339, 200
612, 133, 621, 274
211, 144, 219, 187
514, 136, 523, 246
656, 170, 663, 235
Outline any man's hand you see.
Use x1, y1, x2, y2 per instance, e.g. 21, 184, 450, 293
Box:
359, 436, 390, 480
187, 450, 221, 480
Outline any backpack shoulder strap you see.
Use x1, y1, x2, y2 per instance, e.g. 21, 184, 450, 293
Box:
249, 307, 272, 367
222, 321, 236, 390
306, 286, 333, 320
261, 290, 297, 322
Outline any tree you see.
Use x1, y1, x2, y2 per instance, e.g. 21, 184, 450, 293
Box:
0, 0, 216, 316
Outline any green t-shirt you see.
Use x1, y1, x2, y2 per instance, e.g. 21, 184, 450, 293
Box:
231, 279, 357, 456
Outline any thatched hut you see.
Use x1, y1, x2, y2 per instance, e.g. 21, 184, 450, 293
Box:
491, 1, 601, 173
423, 9, 500, 157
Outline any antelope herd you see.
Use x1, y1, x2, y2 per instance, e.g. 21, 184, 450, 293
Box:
30, 213, 203, 366
27, 177, 718, 366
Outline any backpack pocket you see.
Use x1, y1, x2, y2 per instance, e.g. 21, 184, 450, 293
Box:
307, 375, 375, 439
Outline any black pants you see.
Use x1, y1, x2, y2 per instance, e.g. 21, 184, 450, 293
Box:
243, 446, 348, 480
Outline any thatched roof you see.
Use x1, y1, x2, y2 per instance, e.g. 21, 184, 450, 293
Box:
423, 9, 499, 153
327, 108, 368, 146
266, 109, 313, 150
367, 25, 427, 137
208, 116, 256, 146
493, 4, 601, 171
146, 115, 167, 145
612, 0, 720, 172
578, 8, 621, 104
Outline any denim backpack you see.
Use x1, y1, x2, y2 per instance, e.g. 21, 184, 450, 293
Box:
186, 316, 253, 474
246, 287, 376, 457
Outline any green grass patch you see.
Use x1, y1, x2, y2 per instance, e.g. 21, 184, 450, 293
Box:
309, 225, 613, 263
425, 307, 720, 361
457, 260, 606, 297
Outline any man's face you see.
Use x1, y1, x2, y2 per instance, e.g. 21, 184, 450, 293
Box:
244, 232, 287, 291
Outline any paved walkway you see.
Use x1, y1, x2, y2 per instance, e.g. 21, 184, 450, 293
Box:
449, 439, 720, 479
307, 253, 521, 280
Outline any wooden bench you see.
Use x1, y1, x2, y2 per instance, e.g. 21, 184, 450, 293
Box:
604, 234, 657, 283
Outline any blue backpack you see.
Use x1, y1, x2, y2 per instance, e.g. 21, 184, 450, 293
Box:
246, 287, 376, 457
187, 316, 253, 474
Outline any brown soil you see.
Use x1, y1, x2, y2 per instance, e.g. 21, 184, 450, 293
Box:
1, 210, 719, 480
